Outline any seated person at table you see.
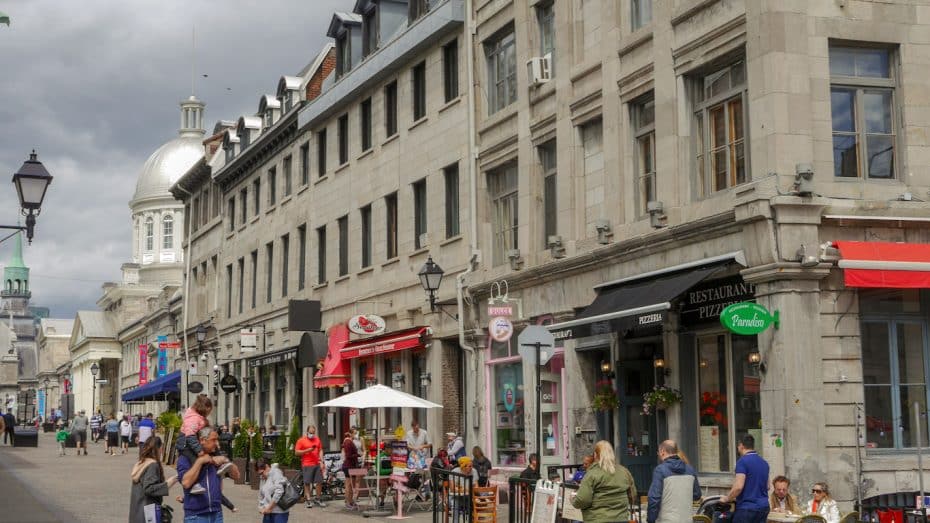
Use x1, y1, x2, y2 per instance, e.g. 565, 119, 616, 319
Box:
450, 457, 480, 523
804, 482, 840, 523
520, 453, 541, 481
769, 475, 800, 514
571, 455, 594, 484
431, 448, 451, 470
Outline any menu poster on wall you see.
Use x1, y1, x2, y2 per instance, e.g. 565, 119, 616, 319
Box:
699, 426, 721, 472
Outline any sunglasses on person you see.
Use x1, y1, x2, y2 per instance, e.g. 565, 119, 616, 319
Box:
811, 489, 824, 494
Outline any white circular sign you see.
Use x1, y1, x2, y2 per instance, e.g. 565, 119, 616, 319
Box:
347, 314, 386, 335
489, 316, 514, 342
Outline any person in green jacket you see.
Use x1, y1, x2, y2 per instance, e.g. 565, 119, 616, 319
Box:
571, 440, 637, 522
56, 425, 69, 456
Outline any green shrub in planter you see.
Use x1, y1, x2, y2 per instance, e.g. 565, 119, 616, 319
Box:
250, 431, 263, 461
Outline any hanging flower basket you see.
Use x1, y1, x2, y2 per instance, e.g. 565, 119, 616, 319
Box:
642, 385, 683, 416
591, 379, 620, 412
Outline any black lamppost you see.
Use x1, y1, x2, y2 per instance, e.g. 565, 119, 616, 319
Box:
43, 378, 49, 420
90, 362, 99, 414
1, 151, 53, 244
417, 256, 444, 311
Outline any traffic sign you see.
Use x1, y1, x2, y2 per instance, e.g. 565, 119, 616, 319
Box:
94, 379, 109, 385
219, 374, 239, 394
518, 326, 556, 365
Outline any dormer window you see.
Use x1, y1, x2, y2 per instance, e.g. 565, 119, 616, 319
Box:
336, 31, 351, 78
236, 116, 262, 150
259, 95, 281, 130
328, 13, 361, 79
223, 130, 240, 163
362, 4, 378, 57
277, 77, 302, 113
409, 0, 429, 22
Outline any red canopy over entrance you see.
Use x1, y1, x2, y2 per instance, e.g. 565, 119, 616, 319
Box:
834, 241, 930, 288
313, 324, 350, 388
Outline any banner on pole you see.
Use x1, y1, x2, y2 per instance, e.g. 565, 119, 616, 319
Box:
156, 336, 168, 378
139, 344, 149, 384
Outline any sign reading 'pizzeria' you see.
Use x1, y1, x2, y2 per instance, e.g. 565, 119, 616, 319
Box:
719, 302, 779, 335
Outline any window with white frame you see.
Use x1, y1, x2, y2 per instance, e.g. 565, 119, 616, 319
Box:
145, 217, 154, 251
829, 46, 897, 179
538, 141, 557, 244
631, 0, 652, 30
632, 94, 656, 215
162, 215, 173, 249
488, 163, 518, 266
693, 60, 748, 197
485, 28, 517, 114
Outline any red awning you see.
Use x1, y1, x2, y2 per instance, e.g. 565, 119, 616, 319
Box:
339, 326, 431, 360
834, 241, 930, 288
314, 324, 351, 389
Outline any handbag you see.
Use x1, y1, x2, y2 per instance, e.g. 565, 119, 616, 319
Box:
160, 504, 172, 523
277, 476, 301, 510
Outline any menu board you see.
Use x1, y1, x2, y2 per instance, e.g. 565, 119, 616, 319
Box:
699, 426, 721, 472
531, 480, 559, 523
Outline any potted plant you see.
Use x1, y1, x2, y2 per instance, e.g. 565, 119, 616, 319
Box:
700, 392, 727, 427
249, 430, 264, 490
591, 380, 620, 412
642, 385, 683, 415
232, 420, 251, 485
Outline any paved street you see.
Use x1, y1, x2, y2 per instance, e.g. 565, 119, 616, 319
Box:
0, 432, 435, 523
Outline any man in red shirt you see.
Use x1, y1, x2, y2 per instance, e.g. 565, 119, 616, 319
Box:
295, 424, 326, 508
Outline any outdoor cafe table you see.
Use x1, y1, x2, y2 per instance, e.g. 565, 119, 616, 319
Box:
767, 513, 800, 523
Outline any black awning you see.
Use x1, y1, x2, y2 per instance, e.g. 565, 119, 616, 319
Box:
548, 264, 725, 340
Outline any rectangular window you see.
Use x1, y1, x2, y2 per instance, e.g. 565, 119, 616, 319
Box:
300, 142, 310, 185
485, 28, 517, 114
253, 178, 261, 215
363, 7, 378, 56
338, 113, 349, 165
443, 40, 459, 102
338, 215, 349, 277
536, 1, 555, 75
693, 60, 748, 196
250, 250, 258, 309
201, 189, 210, 225
361, 98, 373, 152
265, 242, 274, 303
489, 163, 519, 266
696, 334, 761, 472
386, 193, 398, 259
281, 233, 289, 297
239, 189, 247, 224
360, 205, 372, 269
336, 33, 351, 78
492, 360, 526, 464
283, 155, 293, 196
860, 290, 929, 449
268, 167, 277, 205
830, 46, 896, 179
539, 141, 557, 243
226, 264, 233, 318
317, 129, 327, 176
317, 226, 327, 284
237, 258, 244, 314
632, 95, 656, 215
297, 225, 307, 290
413, 179, 427, 249
444, 163, 460, 238
412, 61, 427, 121
191, 197, 200, 232
228, 198, 235, 231
631, 0, 652, 30
409, 0, 428, 21
385, 81, 398, 137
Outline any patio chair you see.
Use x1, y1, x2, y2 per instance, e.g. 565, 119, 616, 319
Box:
472, 486, 498, 523
797, 515, 828, 523
692, 515, 712, 523
838, 512, 859, 523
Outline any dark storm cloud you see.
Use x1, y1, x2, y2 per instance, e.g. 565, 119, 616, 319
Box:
0, 0, 349, 318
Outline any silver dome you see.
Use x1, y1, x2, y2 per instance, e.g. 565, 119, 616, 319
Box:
132, 135, 204, 204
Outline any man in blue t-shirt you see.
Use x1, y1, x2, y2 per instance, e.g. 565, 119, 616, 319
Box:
720, 434, 770, 523
175, 427, 240, 523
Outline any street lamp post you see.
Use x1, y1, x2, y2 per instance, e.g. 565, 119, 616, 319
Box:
417, 256, 444, 311
1, 151, 53, 244
43, 378, 49, 420
90, 362, 99, 415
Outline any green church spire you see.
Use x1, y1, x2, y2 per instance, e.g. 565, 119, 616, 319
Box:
3, 230, 29, 296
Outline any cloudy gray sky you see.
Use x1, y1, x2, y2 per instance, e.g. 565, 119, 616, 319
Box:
0, 0, 347, 319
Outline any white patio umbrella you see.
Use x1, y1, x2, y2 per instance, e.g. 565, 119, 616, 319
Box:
314, 384, 442, 517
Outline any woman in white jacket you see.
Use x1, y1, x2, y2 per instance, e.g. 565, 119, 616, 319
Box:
256, 459, 290, 522
804, 482, 840, 523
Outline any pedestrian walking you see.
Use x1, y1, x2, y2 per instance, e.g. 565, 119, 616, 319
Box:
90, 410, 103, 443
3, 409, 16, 446
70, 410, 89, 456
129, 436, 178, 523
256, 458, 291, 523
120, 415, 132, 454
720, 434, 770, 523
341, 430, 360, 510
571, 440, 638, 523
646, 439, 701, 523
137, 413, 156, 454
176, 427, 239, 523
294, 424, 326, 508
106, 413, 120, 455
56, 424, 69, 456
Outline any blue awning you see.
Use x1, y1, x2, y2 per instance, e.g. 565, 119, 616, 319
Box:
122, 370, 182, 402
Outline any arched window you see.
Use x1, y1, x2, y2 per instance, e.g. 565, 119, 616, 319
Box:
5, 280, 11, 292
145, 217, 154, 251
162, 215, 174, 249
15, 279, 21, 292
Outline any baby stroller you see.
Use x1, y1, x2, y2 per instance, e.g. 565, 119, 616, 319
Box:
696, 496, 733, 522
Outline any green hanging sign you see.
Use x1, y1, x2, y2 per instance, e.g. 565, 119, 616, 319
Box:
719, 302, 779, 335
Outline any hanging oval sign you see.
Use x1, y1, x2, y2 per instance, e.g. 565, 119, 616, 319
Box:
187, 380, 205, 394
719, 302, 779, 335
219, 374, 239, 394
489, 316, 514, 342
347, 314, 386, 335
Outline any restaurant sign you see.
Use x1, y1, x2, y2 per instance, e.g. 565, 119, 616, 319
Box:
347, 314, 386, 335
720, 302, 779, 335
680, 276, 755, 325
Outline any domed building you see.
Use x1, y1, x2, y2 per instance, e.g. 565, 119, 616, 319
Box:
68, 96, 207, 417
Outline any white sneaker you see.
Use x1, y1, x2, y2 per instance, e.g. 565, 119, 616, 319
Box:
216, 463, 232, 478
190, 483, 206, 495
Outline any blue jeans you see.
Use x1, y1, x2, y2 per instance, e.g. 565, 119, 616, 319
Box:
732, 508, 769, 523
183, 512, 223, 523
262, 513, 290, 523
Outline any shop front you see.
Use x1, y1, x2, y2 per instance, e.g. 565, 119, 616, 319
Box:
247, 347, 297, 430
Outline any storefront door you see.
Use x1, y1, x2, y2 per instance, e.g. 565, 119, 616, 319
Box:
618, 359, 658, 492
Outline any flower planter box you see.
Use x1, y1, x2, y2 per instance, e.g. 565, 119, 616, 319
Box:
232, 457, 248, 485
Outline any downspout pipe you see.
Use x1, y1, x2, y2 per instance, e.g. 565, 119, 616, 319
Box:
174, 183, 194, 384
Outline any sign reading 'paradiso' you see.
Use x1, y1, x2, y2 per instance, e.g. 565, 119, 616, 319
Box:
347, 314, 386, 335
720, 302, 779, 335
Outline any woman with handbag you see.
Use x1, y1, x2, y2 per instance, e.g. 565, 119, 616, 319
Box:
256, 458, 292, 522
129, 436, 177, 523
